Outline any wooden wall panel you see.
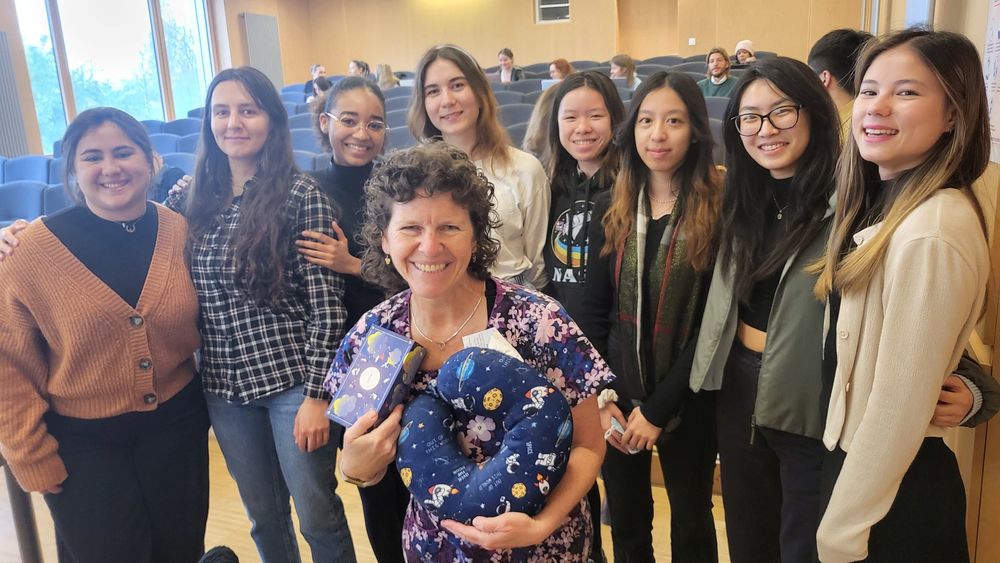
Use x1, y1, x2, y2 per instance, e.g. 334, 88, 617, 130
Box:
617, 0, 679, 60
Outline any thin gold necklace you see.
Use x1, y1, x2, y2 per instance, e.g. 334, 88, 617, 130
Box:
412, 292, 485, 351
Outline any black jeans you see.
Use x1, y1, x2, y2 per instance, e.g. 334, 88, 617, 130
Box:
358, 462, 410, 563
602, 390, 718, 563
716, 340, 825, 563
43, 378, 210, 563
821, 438, 969, 563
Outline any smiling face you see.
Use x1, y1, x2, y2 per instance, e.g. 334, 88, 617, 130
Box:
634, 87, 692, 181
320, 87, 386, 166
737, 79, 810, 179
498, 53, 513, 71
423, 58, 481, 141
708, 53, 729, 78
210, 79, 271, 167
853, 46, 954, 180
72, 122, 152, 221
381, 191, 478, 300
558, 86, 612, 177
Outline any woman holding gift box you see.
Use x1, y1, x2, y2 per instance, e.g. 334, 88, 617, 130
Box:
326, 142, 614, 562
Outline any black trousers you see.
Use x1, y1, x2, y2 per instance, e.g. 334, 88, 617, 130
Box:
602, 390, 718, 563
821, 438, 969, 563
358, 461, 410, 563
716, 340, 825, 563
43, 378, 210, 563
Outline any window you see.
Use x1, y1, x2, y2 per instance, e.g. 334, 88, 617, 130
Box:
537, 0, 570, 23
56, 0, 165, 121
161, 0, 215, 118
14, 0, 215, 149
13, 0, 67, 153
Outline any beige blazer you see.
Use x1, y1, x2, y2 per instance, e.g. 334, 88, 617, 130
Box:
818, 189, 989, 563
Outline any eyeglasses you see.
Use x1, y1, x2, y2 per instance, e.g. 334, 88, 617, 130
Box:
732, 105, 803, 136
324, 113, 388, 134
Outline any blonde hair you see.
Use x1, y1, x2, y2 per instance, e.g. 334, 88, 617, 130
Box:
375, 63, 399, 91
814, 29, 990, 298
521, 85, 559, 166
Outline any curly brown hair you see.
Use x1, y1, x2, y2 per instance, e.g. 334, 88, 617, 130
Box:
360, 142, 502, 293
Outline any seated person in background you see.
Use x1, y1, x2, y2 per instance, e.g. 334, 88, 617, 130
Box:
375, 63, 400, 90
304, 63, 327, 94
807, 28, 874, 133
307, 76, 333, 104
549, 58, 575, 80
698, 47, 739, 97
498, 48, 525, 83
734, 40, 757, 64
149, 151, 189, 203
348, 59, 371, 80
609, 54, 641, 90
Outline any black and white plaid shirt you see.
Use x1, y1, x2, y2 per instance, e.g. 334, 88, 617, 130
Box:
171, 173, 345, 403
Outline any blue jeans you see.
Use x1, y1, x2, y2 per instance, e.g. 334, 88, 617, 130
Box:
206, 385, 356, 563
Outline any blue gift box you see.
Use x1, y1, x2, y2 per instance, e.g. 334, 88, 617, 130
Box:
326, 326, 426, 428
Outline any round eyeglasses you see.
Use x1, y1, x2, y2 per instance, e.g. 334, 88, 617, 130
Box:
325, 113, 388, 134
732, 105, 803, 136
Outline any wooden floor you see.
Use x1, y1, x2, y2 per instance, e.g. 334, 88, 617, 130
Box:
0, 437, 731, 562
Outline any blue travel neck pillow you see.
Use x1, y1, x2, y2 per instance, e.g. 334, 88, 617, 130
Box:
396, 347, 573, 523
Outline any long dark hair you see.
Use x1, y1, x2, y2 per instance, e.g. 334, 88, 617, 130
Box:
602, 71, 721, 271
716, 57, 839, 301
546, 70, 625, 195
185, 66, 298, 308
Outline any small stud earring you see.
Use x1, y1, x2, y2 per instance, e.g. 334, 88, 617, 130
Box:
384, 255, 392, 265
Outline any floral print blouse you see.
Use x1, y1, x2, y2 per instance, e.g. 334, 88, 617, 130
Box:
325, 278, 615, 562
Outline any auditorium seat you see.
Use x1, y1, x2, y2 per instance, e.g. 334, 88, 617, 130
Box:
162, 118, 202, 136
522, 90, 545, 105
385, 96, 411, 112
673, 61, 708, 74
141, 120, 165, 134
499, 103, 534, 126
3, 155, 49, 183
293, 150, 317, 171
386, 127, 417, 152
521, 62, 551, 74
642, 55, 684, 67
384, 86, 413, 99
282, 101, 299, 116
43, 183, 71, 215
288, 113, 314, 130
177, 133, 200, 154
637, 64, 671, 77
684, 54, 708, 63
0, 180, 46, 227
704, 96, 731, 121
187, 107, 205, 119
617, 88, 633, 101
290, 129, 323, 153
507, 79, 543, 94
709, 118, 726, 166
506, 122, 528, 148
281, 91, 307, 104
52, 140, 62, 157
493, 91, 524, 105
385, 109, 409, 129
149, 133, 180, 155
47, 157, 65, 185
571, 60, 602, 69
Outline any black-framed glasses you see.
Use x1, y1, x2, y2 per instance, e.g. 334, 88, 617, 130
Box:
731, 105, 803, 136
325, 113, 388, 134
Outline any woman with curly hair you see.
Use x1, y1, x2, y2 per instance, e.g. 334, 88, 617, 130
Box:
329, 142, 614, 562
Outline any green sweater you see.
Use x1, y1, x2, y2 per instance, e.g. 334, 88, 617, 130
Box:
698, 75, 738, 97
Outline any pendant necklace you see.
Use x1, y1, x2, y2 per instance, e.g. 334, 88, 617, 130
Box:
412, 292, 485, 351
771, 192, 788, 220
